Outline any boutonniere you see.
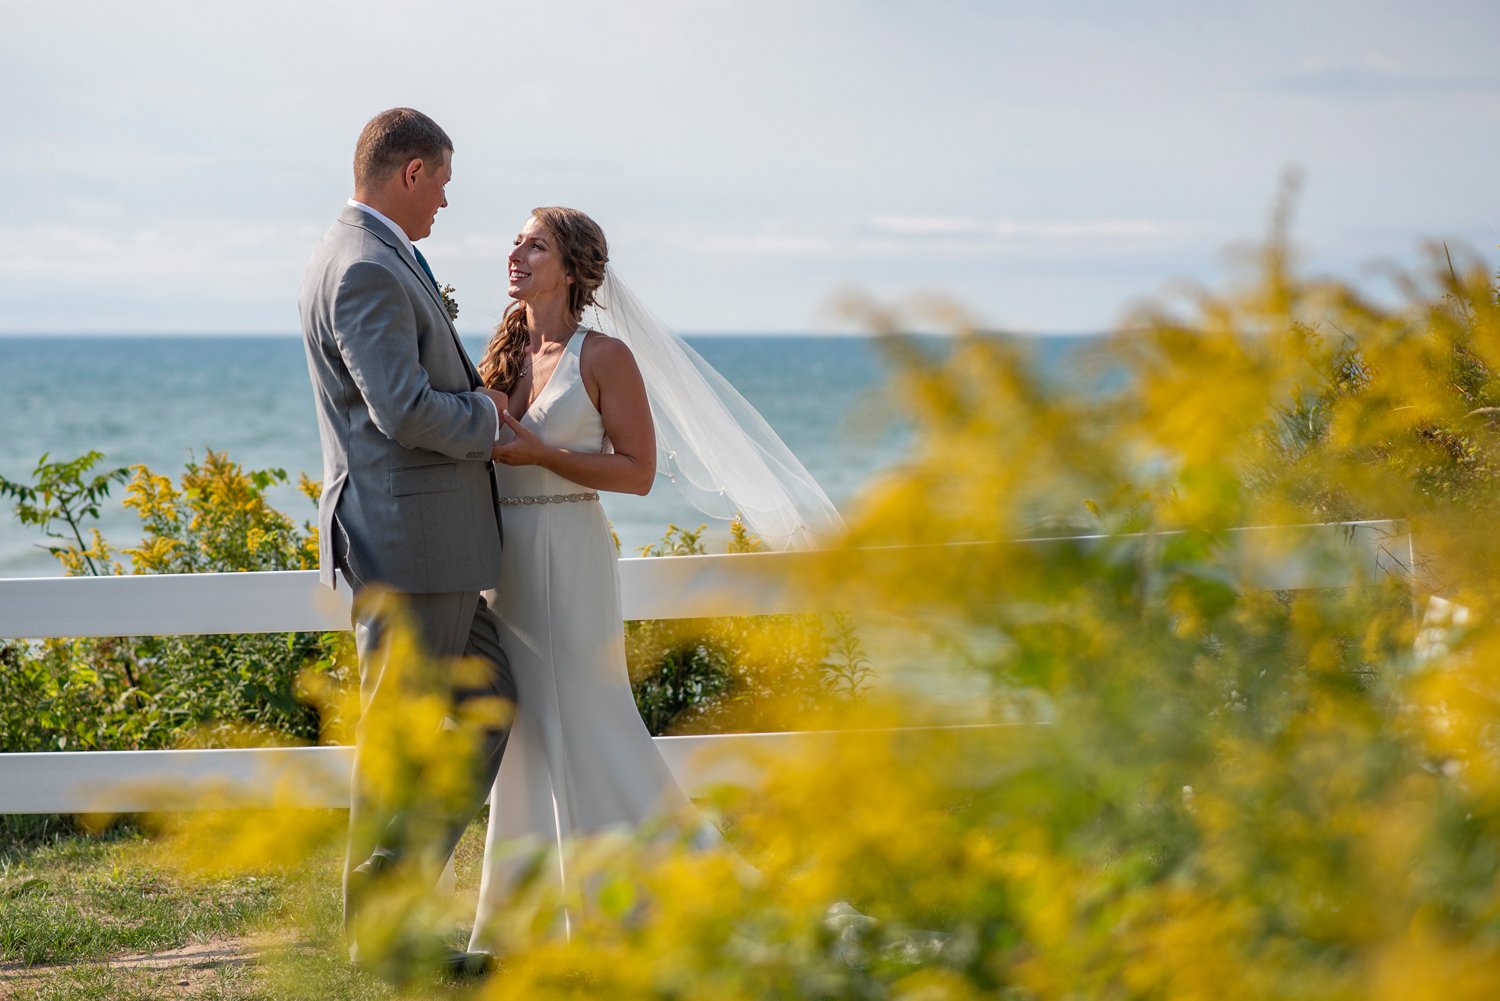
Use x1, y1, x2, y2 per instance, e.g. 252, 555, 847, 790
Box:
438, 283, 459, 321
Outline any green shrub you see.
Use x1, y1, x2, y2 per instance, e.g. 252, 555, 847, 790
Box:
0, 451, 348, 755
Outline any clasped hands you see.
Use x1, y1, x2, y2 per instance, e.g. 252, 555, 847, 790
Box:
479, 387, 547, 466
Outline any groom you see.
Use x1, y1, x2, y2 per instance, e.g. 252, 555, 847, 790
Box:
298, 108, 514, 974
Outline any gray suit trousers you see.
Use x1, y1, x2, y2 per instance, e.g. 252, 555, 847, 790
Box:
340, 556, 516, 931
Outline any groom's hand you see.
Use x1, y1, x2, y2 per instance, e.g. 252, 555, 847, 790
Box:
474, 388, 509, 446
491, 411, 548, 466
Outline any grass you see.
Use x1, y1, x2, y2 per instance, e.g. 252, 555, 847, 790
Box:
0, 818, 494, 1001
0, 829, 282, 965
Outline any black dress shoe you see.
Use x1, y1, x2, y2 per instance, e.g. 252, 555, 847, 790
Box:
351, 852, 398, 881
438, 949, 495, 979
347, 852, 398, 909
350, 948, 495, 984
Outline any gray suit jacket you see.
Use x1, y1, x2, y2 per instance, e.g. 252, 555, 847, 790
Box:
298, 205, 502, 592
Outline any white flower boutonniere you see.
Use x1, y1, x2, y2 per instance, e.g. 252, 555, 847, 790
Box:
438, 283, 459, 321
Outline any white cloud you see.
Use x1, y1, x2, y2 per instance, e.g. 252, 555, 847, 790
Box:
991, 219, 1182, 240
1270, 51, 1500, 96
0, 222, 320, 277
691, 217, 1203, 258
692, 235, 838, 255
2, 0, 1497, 334
871, 216, 986, 234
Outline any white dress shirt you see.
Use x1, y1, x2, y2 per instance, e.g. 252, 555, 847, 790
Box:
347, 199, 500, 442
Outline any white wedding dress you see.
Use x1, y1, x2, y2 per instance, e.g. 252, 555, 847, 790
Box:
469, 325, 713, 950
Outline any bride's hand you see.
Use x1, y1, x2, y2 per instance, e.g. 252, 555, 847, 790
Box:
491, 411, 548, 466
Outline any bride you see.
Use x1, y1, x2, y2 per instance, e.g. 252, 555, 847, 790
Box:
467, 206, 842, 952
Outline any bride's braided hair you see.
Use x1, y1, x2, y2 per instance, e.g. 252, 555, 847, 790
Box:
479, 207, 609, 393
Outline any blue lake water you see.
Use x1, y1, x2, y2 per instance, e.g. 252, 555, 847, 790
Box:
0, 333, 1101, 578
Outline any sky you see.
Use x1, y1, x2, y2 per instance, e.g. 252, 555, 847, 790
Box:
1, 0, 1497, 336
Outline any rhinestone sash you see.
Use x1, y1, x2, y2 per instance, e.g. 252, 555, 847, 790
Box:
498, 492, 600, 506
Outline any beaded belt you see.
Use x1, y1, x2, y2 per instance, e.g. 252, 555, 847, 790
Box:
498, 492, 600, 506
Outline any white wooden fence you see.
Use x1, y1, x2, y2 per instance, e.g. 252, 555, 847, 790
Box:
0, 521, 1412, 816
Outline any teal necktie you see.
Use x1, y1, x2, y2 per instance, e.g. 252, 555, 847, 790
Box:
412, 246, 440, 292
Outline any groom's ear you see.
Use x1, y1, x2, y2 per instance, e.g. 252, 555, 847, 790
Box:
401, 158, 424, 189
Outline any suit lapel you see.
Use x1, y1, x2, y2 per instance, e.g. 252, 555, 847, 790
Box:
340, 206, 482, 387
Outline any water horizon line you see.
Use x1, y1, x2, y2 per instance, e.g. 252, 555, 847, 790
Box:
0, 328, 1109, 340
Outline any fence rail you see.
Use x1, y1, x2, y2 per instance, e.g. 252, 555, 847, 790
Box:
0, 521, 1411, 815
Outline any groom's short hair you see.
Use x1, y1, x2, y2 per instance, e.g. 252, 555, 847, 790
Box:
354, 108, 453, 187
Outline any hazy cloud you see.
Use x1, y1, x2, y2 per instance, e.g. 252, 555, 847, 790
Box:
0, 222, 319, 277
870, 217, 988, 235
1269, 53, 1500, 97
2, 0, 1496, 334
692, 235, 840, 255
695, 218, 1205, 257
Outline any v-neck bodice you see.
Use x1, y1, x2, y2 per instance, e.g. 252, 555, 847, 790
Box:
497, 326, 607, 497
517, 326, 580, 421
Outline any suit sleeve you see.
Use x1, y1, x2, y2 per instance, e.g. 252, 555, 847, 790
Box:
330, 259, 494, 460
